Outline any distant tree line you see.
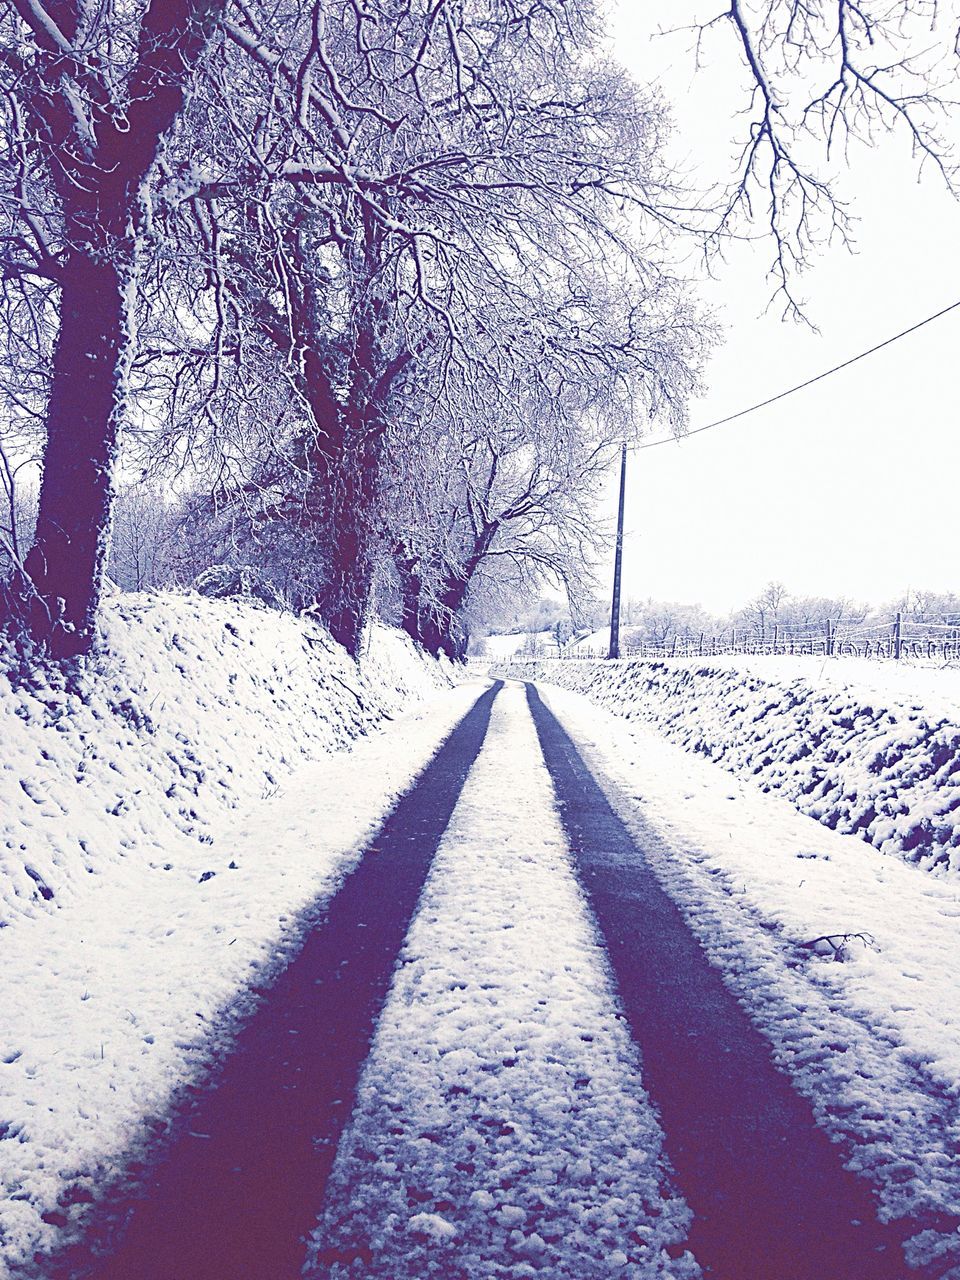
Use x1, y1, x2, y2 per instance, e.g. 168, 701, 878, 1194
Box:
474, 581, 960, 655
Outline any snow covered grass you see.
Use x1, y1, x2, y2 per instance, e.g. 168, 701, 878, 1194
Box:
538, 683, 960, 1277
493, 655, 960, 874
308, 684, 697, 1280
0, 593, 469, 1274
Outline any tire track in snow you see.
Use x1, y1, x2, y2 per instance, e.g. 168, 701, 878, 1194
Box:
55, 681, 502, 1280
307, 683, 697, 1280
526, 681, 912, 1280
534, 680, 960, 1279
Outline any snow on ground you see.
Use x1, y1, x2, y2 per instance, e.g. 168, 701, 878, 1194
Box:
493, 655, 960, 874
476, 633, 529, 660
536, 682, 960, 1277
0, 592, 451, 921
0, 594, 469, 1275
566, 626, 646, 658
632, 652, 960, 724
475, 632, 558, 661
307, 684, 698, 1280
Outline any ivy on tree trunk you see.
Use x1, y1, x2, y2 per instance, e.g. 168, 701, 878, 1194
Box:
7, 0, 226, 655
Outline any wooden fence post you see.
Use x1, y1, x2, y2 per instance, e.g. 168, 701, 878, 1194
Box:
894, 612, 903, 661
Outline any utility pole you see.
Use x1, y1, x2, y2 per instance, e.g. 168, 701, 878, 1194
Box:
608, 442, 627, 660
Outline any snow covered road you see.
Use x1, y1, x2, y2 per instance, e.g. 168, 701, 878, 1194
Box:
534, 682, 960, 1279
12, 675, 960, 1280
528, 683, 907, 1279
43, 683, 503, 1280
1, 676, 483, 1277
308, 682, 695, 1280
309, 681, 930, 1280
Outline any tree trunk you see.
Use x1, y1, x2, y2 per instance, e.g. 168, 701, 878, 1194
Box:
388, 543, 457, 658
22, 251, 132, 656
392, 544, 426, 647
320, 439, 379, 657
418, 611, 460, 661
7, 0, 226, 656
296, 278, 395, 658
407, 540, 497, 661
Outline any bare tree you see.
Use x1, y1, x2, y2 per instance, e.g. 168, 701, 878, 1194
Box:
382, 266, 708, 659
0, 437, 36, 577
785, 593, 868, 629
108, 484, 178, 593
887, 589, 960, 625
742, 579, 789, 639
388, 423, 612, 658
685, 2, 960, 317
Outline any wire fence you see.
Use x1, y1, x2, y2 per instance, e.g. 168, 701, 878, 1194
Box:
499, 613, 960, 665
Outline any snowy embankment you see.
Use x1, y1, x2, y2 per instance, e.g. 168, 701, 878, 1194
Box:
0, 593, 466, 1274
493, 655, 960, 874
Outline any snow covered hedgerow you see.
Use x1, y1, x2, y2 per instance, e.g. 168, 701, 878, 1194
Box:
0, 592, 449, 924
495, 656, 960, 874
191, 563, 285, 610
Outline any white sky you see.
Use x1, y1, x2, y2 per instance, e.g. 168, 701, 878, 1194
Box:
601, 2, 960, 615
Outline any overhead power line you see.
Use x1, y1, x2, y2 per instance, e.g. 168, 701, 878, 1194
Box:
637, 297, 960, 451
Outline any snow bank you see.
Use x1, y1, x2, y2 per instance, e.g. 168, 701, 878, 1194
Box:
0, 592, 447, 922
0, 592, 468, 1274
493, 656, 960, 874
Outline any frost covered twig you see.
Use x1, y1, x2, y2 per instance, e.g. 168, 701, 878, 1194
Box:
798, 931, 878, 960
